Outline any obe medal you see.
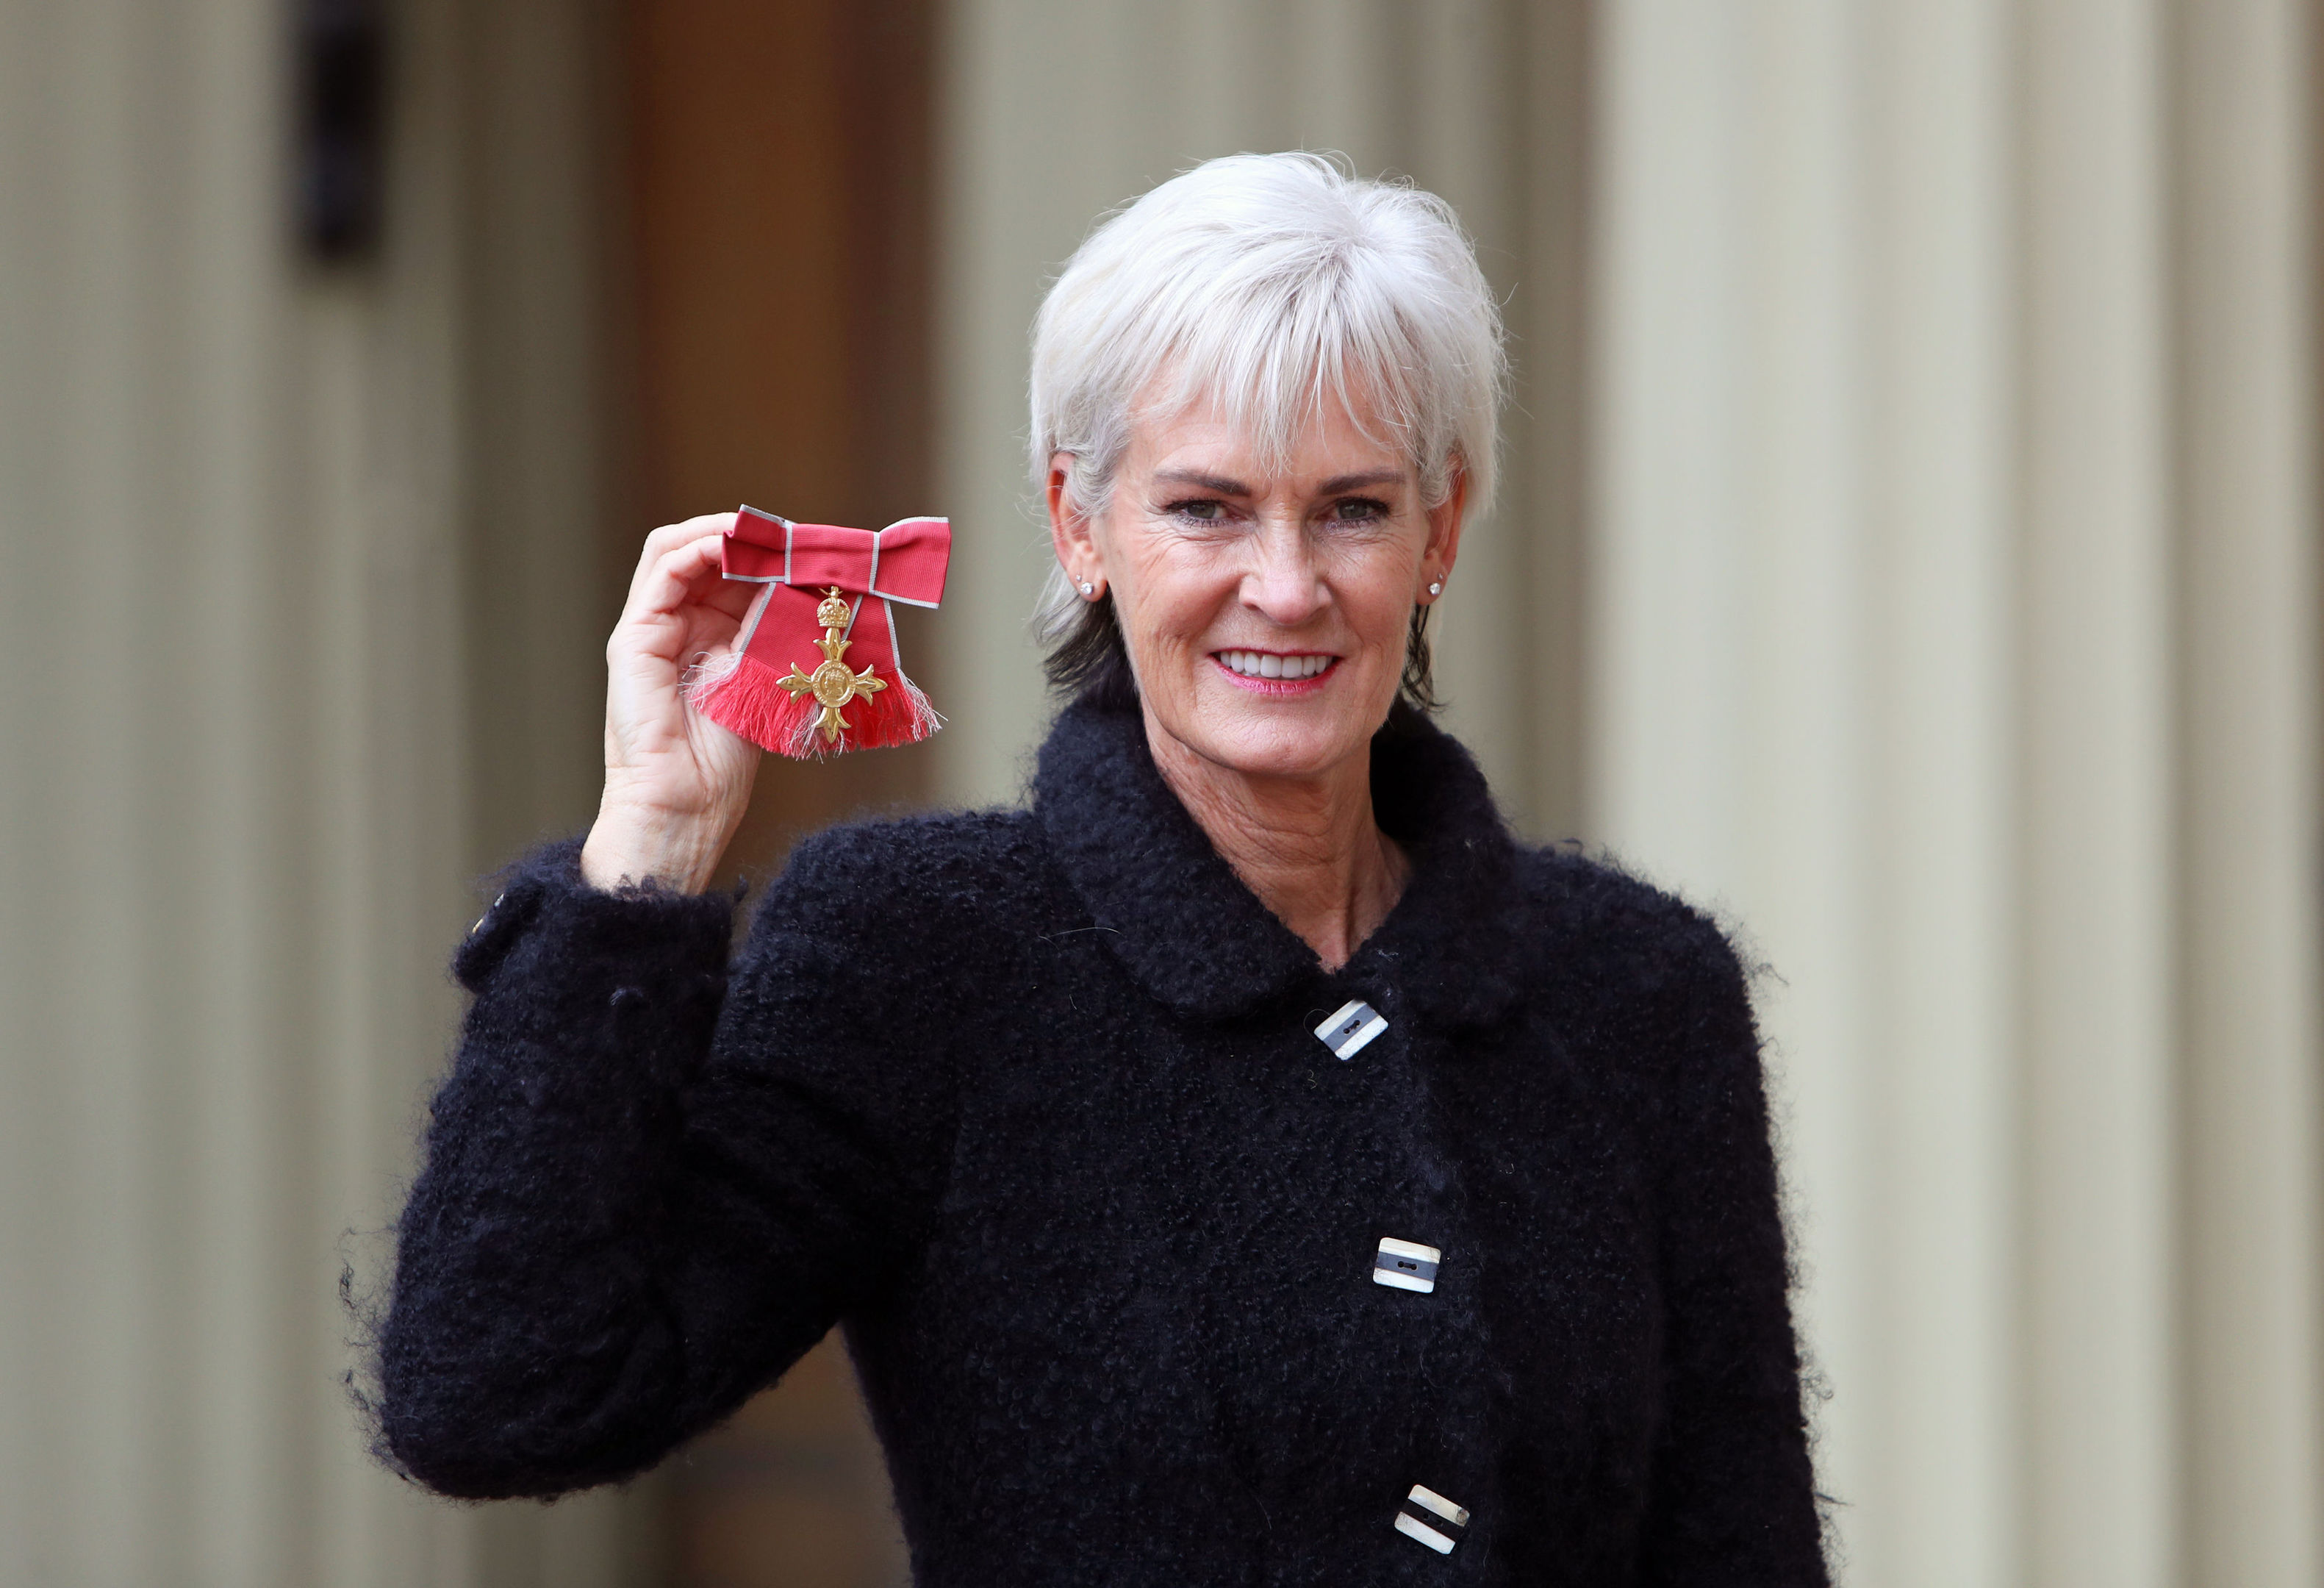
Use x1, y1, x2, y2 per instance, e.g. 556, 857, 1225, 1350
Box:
777, 587, 888, 745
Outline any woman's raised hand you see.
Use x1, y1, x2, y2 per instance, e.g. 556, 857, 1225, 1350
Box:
580, 515, 764, 893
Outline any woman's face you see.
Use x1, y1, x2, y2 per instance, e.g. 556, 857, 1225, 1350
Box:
1049, 389, 1466, 785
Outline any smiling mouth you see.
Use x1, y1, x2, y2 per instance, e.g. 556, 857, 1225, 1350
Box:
1213, 649, 1337, 683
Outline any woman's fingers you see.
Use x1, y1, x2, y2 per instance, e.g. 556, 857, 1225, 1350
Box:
622, 514, 733, 616
614, 521, 759, 665
628, 530, 732, 625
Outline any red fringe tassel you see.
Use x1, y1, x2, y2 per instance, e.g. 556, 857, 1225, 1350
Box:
689, 649, 942, 760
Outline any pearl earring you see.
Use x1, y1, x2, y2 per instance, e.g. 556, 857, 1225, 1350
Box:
1428, 580, 1443, 596
1079, 580, 1095, 596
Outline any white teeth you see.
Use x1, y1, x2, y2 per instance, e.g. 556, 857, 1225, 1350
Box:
1220, 651, 1333, 679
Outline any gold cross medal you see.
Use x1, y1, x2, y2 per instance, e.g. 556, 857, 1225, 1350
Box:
778, 587, 888, 744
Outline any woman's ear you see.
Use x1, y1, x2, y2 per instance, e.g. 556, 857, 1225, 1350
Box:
1419, 459, 1469, 598
1046, 453, 1103, 592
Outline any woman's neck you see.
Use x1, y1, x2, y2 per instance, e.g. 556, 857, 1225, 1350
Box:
1144, 711, 1410, 970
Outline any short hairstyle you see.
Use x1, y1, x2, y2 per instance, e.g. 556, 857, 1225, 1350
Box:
1028, 151, 1507, 709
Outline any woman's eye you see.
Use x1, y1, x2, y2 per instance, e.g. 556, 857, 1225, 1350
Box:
1167, 498, 1230, 523
1330, 497, 1390, 523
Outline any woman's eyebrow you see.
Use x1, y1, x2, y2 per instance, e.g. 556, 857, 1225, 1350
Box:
1316, 470, 1405, 495
1153, 469, 1250, 496
1152, 468, 1405, 496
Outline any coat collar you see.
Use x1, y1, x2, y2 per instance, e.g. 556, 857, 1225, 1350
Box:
1032, 697, 1528, 1030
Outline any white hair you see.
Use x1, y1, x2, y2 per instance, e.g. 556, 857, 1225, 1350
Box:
1027, 151, 1507, 645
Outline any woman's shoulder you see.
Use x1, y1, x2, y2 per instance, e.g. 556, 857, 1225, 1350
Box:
1500, 849, 1765, 1121
1510, 843, 1751, 1006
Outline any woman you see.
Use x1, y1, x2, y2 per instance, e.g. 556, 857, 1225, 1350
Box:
381, 152, 1827, 1585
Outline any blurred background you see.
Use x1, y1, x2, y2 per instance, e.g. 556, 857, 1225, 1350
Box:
0, 1, 2314, 1584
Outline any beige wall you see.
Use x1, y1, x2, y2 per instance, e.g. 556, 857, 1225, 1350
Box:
1593, 2, 2318, 1584
0, 1, 645, 1583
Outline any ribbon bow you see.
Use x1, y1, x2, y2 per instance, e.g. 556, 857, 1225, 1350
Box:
687, 505, 950, 758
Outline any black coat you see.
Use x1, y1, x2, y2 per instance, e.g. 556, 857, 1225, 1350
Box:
381, 698, 1828, 1587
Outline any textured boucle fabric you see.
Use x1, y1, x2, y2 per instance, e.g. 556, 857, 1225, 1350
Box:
381, 698, 1829, 1586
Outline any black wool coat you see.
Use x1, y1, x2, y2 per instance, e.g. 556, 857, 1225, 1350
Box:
380, 698, 1829, 1587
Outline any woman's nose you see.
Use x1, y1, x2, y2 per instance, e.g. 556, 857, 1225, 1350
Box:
1241, 519, 1325, 625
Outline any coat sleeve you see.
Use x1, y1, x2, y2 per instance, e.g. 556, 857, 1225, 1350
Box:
1637, 915, 1830, 1586
376, 829, 963, 1500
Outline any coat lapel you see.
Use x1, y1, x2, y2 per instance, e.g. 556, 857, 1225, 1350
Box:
1032, 698, 1529, 1031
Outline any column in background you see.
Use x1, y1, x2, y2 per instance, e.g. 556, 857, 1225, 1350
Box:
0, 0, 651, 1581
1859, 3, 2018, 1581
2015, 4, 2176, 1582
0, 0, 474, 1581
2170, 2, 2320, 1583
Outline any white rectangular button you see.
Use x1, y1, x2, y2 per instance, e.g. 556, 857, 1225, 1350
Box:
1315, 999, 1388, 1059
1373, 1237, 1441, 1294
1395, 1484, 1470, 1553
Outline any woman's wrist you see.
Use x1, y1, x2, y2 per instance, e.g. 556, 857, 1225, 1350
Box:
579, 799, 735, 895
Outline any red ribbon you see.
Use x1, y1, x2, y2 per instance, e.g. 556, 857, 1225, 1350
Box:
689, 505, 950, 757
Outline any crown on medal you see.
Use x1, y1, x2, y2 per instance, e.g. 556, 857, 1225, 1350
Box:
814, 590, 853, 629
